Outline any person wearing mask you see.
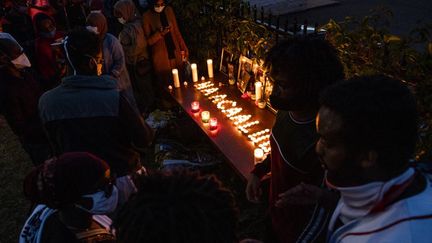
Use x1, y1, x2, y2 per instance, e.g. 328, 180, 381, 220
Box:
1, 0, 35, 59
19, 152, 117, 243
33, 13, 64, 90
316, 75, 432, 243
142, 0, 188, 85
245, 38, 344, 243
38, 29, 154, 204
0, 38, 50, 165
86, 12, 137, 108
114, 0, 155, 114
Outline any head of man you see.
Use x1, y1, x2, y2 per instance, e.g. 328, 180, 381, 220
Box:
316, 75, 418, 187
264, 38, 344, 112
114, 171, 239, 243
63, 28, 102, 76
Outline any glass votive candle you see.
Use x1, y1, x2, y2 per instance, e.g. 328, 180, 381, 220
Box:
254, 148, 264, 164
209, 117, 218, 130
191, 101, 200, 112
201, 111, 210, 123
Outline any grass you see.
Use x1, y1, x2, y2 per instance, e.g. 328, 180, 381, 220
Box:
0, 116, 33, 242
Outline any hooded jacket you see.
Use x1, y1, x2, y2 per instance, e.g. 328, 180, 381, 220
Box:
114, 0, 149, 65
39, 74, 154, 176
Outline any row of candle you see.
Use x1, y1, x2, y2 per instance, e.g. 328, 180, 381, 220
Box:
171, 59, 214, 88
189, 71, 271, 162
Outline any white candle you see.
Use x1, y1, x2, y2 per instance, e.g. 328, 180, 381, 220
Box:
254, 148, 264, 164
207, 59, 214, 78
191, 63, 198, 82
255, 81, 263, 101
201, 111, 210, 123
172, 69, 180, 88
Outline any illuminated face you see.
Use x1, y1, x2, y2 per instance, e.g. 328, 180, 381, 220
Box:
315, 106, 365, 187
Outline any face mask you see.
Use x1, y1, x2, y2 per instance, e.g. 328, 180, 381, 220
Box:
86, 25, 99, 34
77, 185, 119, 214
11, 53, 31, 69
154, 6, 165, 13
117, 17, 126, 25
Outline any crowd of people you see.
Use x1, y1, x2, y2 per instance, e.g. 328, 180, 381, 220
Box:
0, 0, 431, 242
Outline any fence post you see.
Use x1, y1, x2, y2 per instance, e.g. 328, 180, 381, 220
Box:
260, 6, 264, 23
253, 5, 257, 22
268, 11, 273, 27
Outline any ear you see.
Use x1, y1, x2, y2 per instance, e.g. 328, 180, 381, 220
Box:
360, 150, 378, 168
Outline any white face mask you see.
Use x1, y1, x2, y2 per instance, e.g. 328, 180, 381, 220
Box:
11, 53, 31, 69
86, 25, 99, 34
154, 6, 165, 13
77, 185, 119, 215
117, 17, 126, 25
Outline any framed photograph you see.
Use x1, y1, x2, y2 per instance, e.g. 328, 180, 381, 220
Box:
263, 74, 277, 113
219, 48, 233, 76
237, 55, 253, 93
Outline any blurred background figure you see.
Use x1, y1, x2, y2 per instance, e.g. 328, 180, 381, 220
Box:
0, 38, 50, 165
33, 12, 64, 90
114, 171, 239, 243
114, 0, 155, 114
86, 12, 137, 108
142, 0, 188, 86
1, 0, 35, 61
20, 152, 117, 242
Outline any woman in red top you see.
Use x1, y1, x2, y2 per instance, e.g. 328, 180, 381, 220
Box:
33, 13, 64, 90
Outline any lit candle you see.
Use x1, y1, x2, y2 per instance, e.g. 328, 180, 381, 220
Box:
255, 81, 263, 101
191, 101, 200, 112
201, 76, 206, 82
172, 69, 180, 88
183, 81, 188, 87
254, 148, 264, 164
209, 117, 218, 130
191, 63, 198, 82
168, 85, 173, 91
207, 59, 214, 78
201, 111, 210, 123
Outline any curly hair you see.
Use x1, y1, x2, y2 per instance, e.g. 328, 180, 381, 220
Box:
264, 37, 344, 110
320, 75, 418, 175
113, 170, 239, 243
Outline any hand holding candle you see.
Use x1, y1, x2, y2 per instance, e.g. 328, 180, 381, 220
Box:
207, 59, 214, 78
172, 69, 180, 88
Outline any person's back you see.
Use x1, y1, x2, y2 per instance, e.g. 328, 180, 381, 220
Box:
39, 29, 153, 178
39, 74, 145, 176
0, 38, 50, 165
